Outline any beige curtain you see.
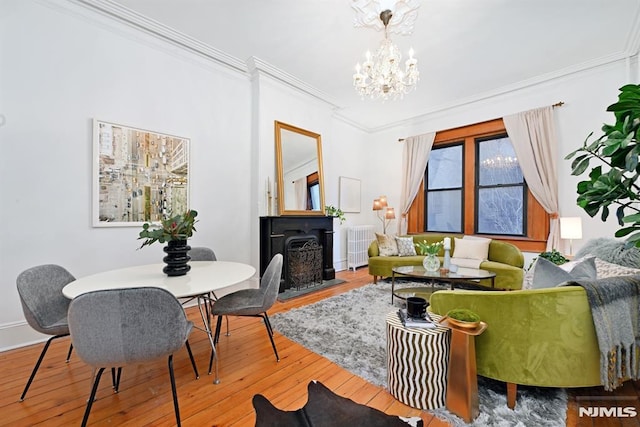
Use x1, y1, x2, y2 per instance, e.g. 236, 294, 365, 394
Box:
398, 132, 436, 235
294, 178, 306, 210
503, 106, 560, 250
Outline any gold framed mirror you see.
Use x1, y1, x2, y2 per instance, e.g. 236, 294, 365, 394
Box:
275, 121, 325, 216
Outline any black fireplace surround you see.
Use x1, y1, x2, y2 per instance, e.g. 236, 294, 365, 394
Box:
259, 216, 335, 292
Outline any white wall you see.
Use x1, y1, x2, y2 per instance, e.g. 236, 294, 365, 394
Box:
253, 75, 374, 271
0, 0, 255, 349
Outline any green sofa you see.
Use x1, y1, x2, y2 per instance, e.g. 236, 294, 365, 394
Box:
367, 233, 525, 290
429, 287, 602, 408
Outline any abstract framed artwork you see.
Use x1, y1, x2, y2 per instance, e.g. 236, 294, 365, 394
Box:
339, 176, 361, 213
92, 119, 190, 227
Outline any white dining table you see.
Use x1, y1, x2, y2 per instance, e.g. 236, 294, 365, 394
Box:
62, 261, 256, 384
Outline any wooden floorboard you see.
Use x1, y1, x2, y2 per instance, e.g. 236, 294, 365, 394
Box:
1, 267, 638, 426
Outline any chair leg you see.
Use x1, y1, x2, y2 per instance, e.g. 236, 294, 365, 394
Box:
184, 340, 199, 379
213, 315, 223, 344
81, 367, 105, 427
66, 343, 73, 362
168, 355, 182, 427
19, 333, 68, 401
209, 315, 224, 375
507, 382, 517, 409
111, 367, 122, 392
262, 313, 279, 362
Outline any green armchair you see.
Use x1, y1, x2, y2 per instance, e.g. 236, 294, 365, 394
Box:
429, 286, 602, 408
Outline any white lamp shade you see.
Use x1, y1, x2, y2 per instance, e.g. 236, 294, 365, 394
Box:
560, 217, 583, 240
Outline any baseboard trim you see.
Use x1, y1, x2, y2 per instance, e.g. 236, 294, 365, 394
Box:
0, 322, 48, 353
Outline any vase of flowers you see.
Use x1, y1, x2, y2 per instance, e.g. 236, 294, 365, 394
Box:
415, 240, 443, 272
138, 209, 198, 276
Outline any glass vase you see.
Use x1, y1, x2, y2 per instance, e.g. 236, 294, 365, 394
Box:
422, 253, 440, 272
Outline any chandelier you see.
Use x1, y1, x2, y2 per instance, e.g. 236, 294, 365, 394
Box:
353, 9, 419, 100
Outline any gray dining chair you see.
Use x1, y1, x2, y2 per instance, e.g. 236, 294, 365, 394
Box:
16, 264, 76, 401
68, 287, 199, 427
189, 246, 217, 261
210, 254, 282, 372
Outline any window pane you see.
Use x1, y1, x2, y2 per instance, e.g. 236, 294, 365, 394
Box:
428, 145, 462, 189
308, 184, 320, 210
477, 187, 523, 235
478, 137, 523, 185
427, 190, 462, 232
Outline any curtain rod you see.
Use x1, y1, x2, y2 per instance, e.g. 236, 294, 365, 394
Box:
397, 101, 565, 142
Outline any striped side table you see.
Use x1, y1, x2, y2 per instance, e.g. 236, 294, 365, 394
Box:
386, 311, 450, 410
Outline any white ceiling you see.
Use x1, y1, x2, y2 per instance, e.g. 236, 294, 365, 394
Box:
104, 0, 640, 130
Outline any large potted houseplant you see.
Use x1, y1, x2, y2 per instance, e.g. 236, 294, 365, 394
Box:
566, 84, 640, 247
138, 209, 198, 276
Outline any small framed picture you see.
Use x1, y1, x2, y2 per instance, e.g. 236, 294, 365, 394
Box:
339, 176, 361, 213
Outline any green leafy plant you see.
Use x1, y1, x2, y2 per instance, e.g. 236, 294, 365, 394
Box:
538, 249, 568, 265
138, 209, 198, 249
527, 249, 568, 270
566, 84, 640, 247
415, 240, 443, 256
325, 205, 346, 224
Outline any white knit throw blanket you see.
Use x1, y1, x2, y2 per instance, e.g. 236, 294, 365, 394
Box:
565, 275, 640, 390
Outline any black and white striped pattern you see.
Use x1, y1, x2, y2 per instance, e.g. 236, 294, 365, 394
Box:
386, 312, 450, 410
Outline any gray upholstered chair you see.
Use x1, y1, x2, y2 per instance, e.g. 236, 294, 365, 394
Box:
68, 287, 199, 427
210, 254, 283, 371
189, 246, 217, 261
16, 264, 76, 401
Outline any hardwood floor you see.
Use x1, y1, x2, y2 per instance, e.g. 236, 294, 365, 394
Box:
1, 267, 638, 426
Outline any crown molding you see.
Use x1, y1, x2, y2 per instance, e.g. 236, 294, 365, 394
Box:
246, 57, 341, 110
71, 0, 247, 74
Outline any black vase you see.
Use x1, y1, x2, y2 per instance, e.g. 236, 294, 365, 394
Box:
163, 240, 191, 276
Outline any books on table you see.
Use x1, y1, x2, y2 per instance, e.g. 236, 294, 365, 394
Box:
397, 309, 437, 329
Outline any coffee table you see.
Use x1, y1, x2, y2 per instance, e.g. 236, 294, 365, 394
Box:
391, 265, 496, 304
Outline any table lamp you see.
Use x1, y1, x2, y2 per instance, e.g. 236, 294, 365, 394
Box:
560, 217, 582, 256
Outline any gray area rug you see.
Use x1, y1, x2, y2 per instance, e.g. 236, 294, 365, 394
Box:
278, 278, 347, 301
270, 281, 568, 426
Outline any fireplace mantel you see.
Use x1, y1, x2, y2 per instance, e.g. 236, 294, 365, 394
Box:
259, 216, 335, 292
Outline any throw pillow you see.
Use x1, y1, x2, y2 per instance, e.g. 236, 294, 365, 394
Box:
594, 257, 640, 278
531, 256, 597, 289
395, 237, 417, 256
453, 237, 490, 260
376, 233, 398, 256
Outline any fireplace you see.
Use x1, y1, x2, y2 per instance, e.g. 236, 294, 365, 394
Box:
260, 216, 335, 292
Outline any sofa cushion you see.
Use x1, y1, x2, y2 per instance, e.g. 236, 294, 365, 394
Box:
453, 237, 490, 260
531, 256, 597, 289
375, 233, 398, 256
395, 236, 417, 256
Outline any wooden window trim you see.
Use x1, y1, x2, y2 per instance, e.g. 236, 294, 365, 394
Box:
406, 118, 549, 253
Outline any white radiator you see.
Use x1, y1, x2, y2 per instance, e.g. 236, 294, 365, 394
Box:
347, 225, 375, 271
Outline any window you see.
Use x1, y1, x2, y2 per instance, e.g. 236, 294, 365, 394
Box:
475, 135, 525, 235
407, 118, 549, 252
425, 143, 463, 232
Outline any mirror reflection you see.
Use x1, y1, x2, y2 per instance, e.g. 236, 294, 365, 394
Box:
275, 121, 325, 215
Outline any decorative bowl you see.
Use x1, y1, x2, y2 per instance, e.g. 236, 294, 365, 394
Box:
446, 317, 480, 329
444, 308, 481, 329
